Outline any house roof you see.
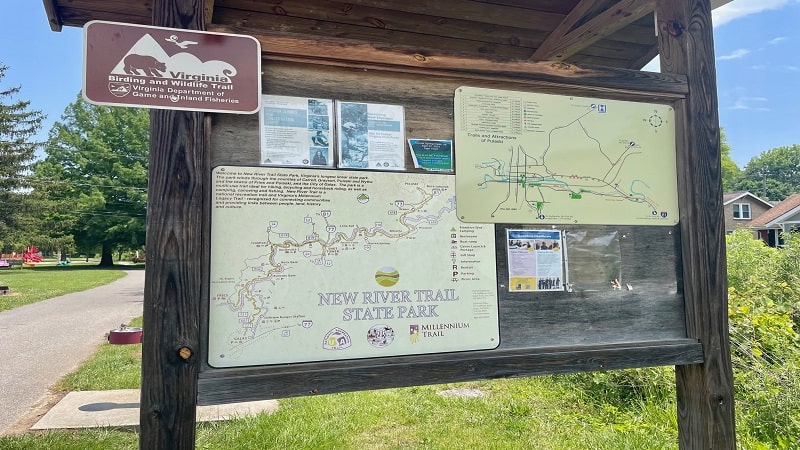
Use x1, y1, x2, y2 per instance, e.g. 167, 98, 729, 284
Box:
749, 193, 800, 229
42, 0, 733, 70
722, 191, 773, 208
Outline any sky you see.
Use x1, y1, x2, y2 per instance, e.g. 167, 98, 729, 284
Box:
1, 1, 799, 168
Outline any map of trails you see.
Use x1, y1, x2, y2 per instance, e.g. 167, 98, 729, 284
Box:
209, 166, 499, 367
454, 86, 679, 225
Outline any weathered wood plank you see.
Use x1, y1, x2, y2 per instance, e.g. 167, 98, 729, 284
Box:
53, 0, 152, 27
207, 28, 687, 97
212, 7, 535, 59
204, 0, 214, 23
476, 0, 577, 15
215, 1, 550, 49
219, 0, 566, 32
56, 7, 152, 28
533, 0, 656, 61
657, 0, 736, 448
140, 1, 204, 449
531, 0, 610, 59
198, 341, 703, 403
43, 0, 63, 31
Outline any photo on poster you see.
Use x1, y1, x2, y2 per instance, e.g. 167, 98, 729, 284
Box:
337, 101, 405, 170
506, 229, 565, 292
260, 95, 334, 167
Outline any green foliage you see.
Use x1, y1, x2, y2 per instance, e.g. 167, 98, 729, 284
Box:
731, 144, 800, 201
0, 429, 138, 450
0, 63, 45, 252
55, 317, 143, 391
726, 230, 800, 446
720, 129, 741, 192
564, 367, 675, 410
32, 95, 149, 265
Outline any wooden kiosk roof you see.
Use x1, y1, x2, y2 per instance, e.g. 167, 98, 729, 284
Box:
44, 0, 729, 70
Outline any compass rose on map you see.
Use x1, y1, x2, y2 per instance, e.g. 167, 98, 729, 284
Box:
648, 114, 663, 128
644, 108, 671, 134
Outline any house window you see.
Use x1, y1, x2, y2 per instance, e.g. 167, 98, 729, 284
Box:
733, 203, 751, 220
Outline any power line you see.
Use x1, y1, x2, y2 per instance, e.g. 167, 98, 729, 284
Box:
6, 176, 148, 191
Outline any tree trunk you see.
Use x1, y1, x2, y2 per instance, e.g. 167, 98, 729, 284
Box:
99, 242, 114, 267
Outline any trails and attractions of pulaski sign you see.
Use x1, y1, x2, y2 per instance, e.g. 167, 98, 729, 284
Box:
208, 167, 500, 367
82, 21, 261, 113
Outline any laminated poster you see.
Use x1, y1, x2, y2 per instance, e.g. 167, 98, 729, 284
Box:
209, 166, 500, 367
337, 102, 405, 170
260, 95, 334, 167
454, 86, 678, 225
506, 229, 565, 292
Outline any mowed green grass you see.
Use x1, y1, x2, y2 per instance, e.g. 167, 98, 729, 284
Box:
54, 317, 144, 392
0, 377, 680, 450
0, 264, 129, 312
3, 317, 681, 450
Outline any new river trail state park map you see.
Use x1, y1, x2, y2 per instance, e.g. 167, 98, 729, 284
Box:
209, 167, 499, 367
454, 86, 679, 225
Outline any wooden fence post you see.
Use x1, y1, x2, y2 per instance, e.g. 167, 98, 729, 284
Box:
140, 1, 205, 448
656, 0, 736, 447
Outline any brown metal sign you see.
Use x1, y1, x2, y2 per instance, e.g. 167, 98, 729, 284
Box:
83, 21, 261, 113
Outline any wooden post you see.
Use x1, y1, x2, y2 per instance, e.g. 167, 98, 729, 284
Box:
656, 0, 736, 447
140, 0, 205, 448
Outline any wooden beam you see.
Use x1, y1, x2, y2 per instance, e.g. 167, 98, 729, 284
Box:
220, 0, 565, 32
213, 3, 550, 50
656, 0, 736, 448
139, 0, 205, 449
42, 0, 63, 31
199, 340, 703, 404
531, 0, 605, 60
209, 25, 689, 98
204, 0, 214, 23
532, 0, 656, 61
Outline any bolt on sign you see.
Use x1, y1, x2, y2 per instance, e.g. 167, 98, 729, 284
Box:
83, 21, 261, 113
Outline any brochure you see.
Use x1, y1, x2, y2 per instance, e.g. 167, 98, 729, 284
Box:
506, 229, 565, 292
337, 101, 405, 170
260, 95, 333, 167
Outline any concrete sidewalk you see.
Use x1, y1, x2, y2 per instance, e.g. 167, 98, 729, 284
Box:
31, 390, 278, 430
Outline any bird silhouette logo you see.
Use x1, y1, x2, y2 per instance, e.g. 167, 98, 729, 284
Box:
165, 35, 198, 49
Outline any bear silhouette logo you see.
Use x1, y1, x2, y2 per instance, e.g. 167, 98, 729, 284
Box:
124, 54, 167, 77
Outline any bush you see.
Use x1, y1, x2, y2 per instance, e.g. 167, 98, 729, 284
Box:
726, 229, 800, 447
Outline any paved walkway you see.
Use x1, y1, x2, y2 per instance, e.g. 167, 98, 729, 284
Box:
0, 270, 144, 434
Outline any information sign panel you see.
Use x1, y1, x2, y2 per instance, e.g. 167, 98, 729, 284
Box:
208, 167, 500, 367
83, 21, 261, 113
454, 86, 678, 225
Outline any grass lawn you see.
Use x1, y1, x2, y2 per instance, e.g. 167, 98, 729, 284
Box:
0, 378, 681, 450
0, 314, 683, 449
0, 262, 137, 312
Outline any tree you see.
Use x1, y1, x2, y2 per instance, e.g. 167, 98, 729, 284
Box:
732, 144, 800, 201
720, 129, 741, 192
34, 95, 149, 266
0, 64, 45, 252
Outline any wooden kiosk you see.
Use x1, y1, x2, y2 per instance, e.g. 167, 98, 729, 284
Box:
45, 0, 735, 448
